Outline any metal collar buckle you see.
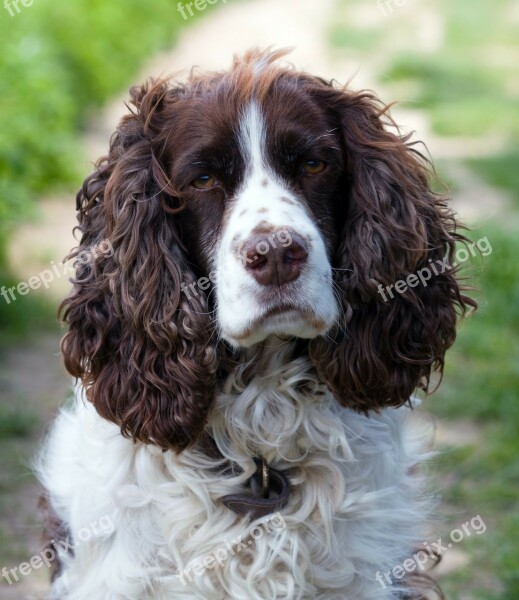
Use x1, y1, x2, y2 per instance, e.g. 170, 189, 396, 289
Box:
260, 457, 270, 499
219, 456, 291, 519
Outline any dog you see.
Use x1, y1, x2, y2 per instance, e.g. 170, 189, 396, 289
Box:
37, 48, 474, 599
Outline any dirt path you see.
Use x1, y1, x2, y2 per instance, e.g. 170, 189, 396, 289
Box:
0, 335, 69, 599
2, 0, 498, 597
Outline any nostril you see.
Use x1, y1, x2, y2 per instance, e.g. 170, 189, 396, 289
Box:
283, 243, 308, 265
248, 253, 268, 270
244, 241, 269, 269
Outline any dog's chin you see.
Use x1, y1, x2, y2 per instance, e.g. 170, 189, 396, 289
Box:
221, 309, 332, 349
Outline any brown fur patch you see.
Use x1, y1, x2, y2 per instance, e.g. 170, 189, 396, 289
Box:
38, 493, 72, 582
250, 221, 275, 235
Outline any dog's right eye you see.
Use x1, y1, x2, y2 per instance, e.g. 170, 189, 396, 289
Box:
192, 175, 217, 190
303, 160, 327, 175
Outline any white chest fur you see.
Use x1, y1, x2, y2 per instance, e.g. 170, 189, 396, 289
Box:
38, 342, 432, 600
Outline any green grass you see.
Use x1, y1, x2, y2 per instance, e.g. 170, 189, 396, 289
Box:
0, 405, 38, 439
469, 147, 519, 208
384, 55, 516, 137
443, 0, 517, 48
0, 400, 42, 561
431, 224, 519, 599
0, 273, 58, 349
330, 0, 519, 139
0, 432, 43, 564
435, 224, 519, 420
382, 0, 519, 138
329, 25, 381, 53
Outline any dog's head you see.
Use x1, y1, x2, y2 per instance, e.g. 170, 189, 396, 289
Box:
60, 48, 474, 451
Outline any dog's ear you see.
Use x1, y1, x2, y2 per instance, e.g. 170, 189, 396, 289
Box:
59, 79, 218, 452
309, 86, 476, 411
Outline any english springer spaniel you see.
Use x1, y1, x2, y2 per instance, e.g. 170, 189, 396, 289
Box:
38, 48, 474, 599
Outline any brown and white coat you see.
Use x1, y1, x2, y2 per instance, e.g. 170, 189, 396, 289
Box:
37, 48, 473, 599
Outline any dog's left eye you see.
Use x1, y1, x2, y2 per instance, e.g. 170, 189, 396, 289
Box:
191, 175, 217, 189
303, 160, 326, 175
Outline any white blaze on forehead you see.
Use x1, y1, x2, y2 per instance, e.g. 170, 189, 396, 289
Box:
234, 101, 301, 229
238, 101, 267, 181
213, 100, 339, 347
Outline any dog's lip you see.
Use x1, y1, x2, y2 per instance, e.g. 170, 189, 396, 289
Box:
229, 304, 328, 343
245, 304, 302, 334
260, 305, 328, 331
228, 305, 300, 342
261, 303, 300, 319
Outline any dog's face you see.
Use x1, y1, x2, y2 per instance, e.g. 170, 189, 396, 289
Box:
169, 82, 345, 347
60, 49, 473, 451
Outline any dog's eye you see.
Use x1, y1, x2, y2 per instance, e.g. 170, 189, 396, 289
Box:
192, 175, 216, 189
303, 160, 326, 175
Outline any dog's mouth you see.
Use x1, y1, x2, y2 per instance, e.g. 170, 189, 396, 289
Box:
262, 303, 301, 320
224, 303, 330, 347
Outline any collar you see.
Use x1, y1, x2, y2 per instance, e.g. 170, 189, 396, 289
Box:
199, 433, 291, 519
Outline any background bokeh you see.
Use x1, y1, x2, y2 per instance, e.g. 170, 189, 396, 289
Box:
0, 0, 517, 598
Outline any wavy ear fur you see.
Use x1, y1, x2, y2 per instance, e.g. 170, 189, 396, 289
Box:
59, 80, 218, 452
309, 86, 476, 411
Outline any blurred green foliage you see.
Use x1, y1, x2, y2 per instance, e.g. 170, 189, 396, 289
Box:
0, 403, 38, 439
384, 0, 518, 138
470, 149, 519, 208
385, 57, 511, 137
0, 0, 186, 250
0, 0, 189, 340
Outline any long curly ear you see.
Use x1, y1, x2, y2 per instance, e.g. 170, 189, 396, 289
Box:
59, 79, 218, 452
309, 87, 476, 411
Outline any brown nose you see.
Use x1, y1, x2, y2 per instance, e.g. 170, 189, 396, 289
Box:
243, 231, 308, 286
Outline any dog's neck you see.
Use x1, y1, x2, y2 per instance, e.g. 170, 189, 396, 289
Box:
208, 336, 353, 465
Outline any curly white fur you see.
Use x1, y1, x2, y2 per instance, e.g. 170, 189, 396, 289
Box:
37, 339, 433, 599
